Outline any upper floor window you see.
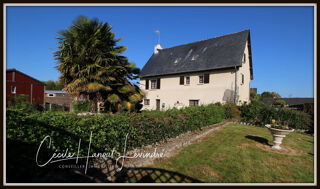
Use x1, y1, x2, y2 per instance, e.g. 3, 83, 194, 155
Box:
11, 86, 16, 94
199, 74, 210, 84
243, 53, 246, 63
48, 93, 54, 97
199, 75, 204, 84
151, 80, 157, 89
186, 76, 190, 85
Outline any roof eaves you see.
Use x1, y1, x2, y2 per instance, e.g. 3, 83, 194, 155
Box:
6, 68, 46, 85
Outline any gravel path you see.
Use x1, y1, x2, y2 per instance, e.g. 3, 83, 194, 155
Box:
123, 121, 234, 168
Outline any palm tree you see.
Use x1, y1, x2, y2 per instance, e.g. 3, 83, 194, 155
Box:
54, 16, 143, 113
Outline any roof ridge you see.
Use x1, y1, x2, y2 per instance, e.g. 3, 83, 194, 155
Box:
160, 29, 250, 51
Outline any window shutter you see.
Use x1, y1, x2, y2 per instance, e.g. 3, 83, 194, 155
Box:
204, 74, 209, 84
242, 74, 244, 84
157, 78, 161, 89
180, 76, 184, 85
145, 79, 149, 90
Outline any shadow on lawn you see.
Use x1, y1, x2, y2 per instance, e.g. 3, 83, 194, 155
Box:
245, 135, 271, 146
6, 139, 201, 183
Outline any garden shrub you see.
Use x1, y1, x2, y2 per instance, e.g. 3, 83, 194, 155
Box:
7, 94, 43, 113
273, 100, 286, 107
223, 102, 241, 120
6, 104, 225, 156
73, 100, 91, 113
239, 100, 313, 132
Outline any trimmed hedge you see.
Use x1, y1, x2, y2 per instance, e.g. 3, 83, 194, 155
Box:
6, 104, 225, 156
240, 100, 313, 132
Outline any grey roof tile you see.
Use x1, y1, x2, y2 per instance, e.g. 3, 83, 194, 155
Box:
140, 30, 251, 77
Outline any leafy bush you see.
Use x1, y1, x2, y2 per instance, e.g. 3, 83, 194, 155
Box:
223, 102, 241, 119
7, 104, 225, 156
73, 100, 91, 113
7, 94, 43, 113
273, 100, 286, 107
240, 100, 313, 132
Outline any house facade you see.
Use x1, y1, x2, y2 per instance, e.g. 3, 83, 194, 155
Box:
44, 90, 73, 112
6, 69, 45, 105
139, 30, 253, 110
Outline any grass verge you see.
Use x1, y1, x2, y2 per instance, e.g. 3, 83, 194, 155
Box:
150, 123, 314, 183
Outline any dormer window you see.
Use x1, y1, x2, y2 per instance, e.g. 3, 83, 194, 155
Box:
191, 54, 199, 61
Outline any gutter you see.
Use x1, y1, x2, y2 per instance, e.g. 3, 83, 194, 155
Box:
234, 66, 237, 104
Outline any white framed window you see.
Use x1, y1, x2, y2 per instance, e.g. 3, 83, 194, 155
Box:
199, 75, 204, 84
151, 80, 157, 89
189, 100, 199, 107
186, 76, 190, 85
48, 93, 54, 97
144, 99, 150, 105
11, 86, 16, 94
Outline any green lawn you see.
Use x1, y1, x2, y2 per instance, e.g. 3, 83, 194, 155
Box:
148, 123, 314, 183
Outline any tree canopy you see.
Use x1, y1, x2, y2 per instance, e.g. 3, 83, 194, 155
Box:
261, 91, 281, 99
43, 80, 64, 90
54, 16, 143, 112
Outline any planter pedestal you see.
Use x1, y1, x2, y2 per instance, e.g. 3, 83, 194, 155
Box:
270, 134, 286, 150
265, 124, 294, 150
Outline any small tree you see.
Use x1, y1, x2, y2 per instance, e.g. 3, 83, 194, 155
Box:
273, 100, 286, 107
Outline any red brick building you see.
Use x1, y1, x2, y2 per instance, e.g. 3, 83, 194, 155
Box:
6, 69, 45, 105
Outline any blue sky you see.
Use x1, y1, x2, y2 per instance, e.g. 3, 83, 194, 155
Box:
6, 6, 314, 97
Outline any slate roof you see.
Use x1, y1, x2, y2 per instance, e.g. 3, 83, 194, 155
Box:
262, 98, 314, 106
140, 30, 252, 78
45, 90, 68, 94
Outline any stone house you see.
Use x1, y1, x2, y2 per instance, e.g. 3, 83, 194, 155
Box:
139, 30, 253, 110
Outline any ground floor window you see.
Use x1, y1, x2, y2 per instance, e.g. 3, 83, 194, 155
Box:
11, 86, 16, 94
189, 100, 199, 106
144, 99, 150, 105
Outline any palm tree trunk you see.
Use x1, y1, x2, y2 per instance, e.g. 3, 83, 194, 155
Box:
90, 100, 96, 113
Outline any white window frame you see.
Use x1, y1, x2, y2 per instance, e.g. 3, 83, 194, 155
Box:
186, 76, 190, 85
151, 80, 157, 89
48, 93, 55, 97
199, 75, 204, 84
11, 86, 16, 94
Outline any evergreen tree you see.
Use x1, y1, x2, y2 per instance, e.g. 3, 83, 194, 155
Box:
54, 16, 143, 113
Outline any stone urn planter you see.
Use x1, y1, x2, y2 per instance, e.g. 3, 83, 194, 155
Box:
265, 124, 294, 150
